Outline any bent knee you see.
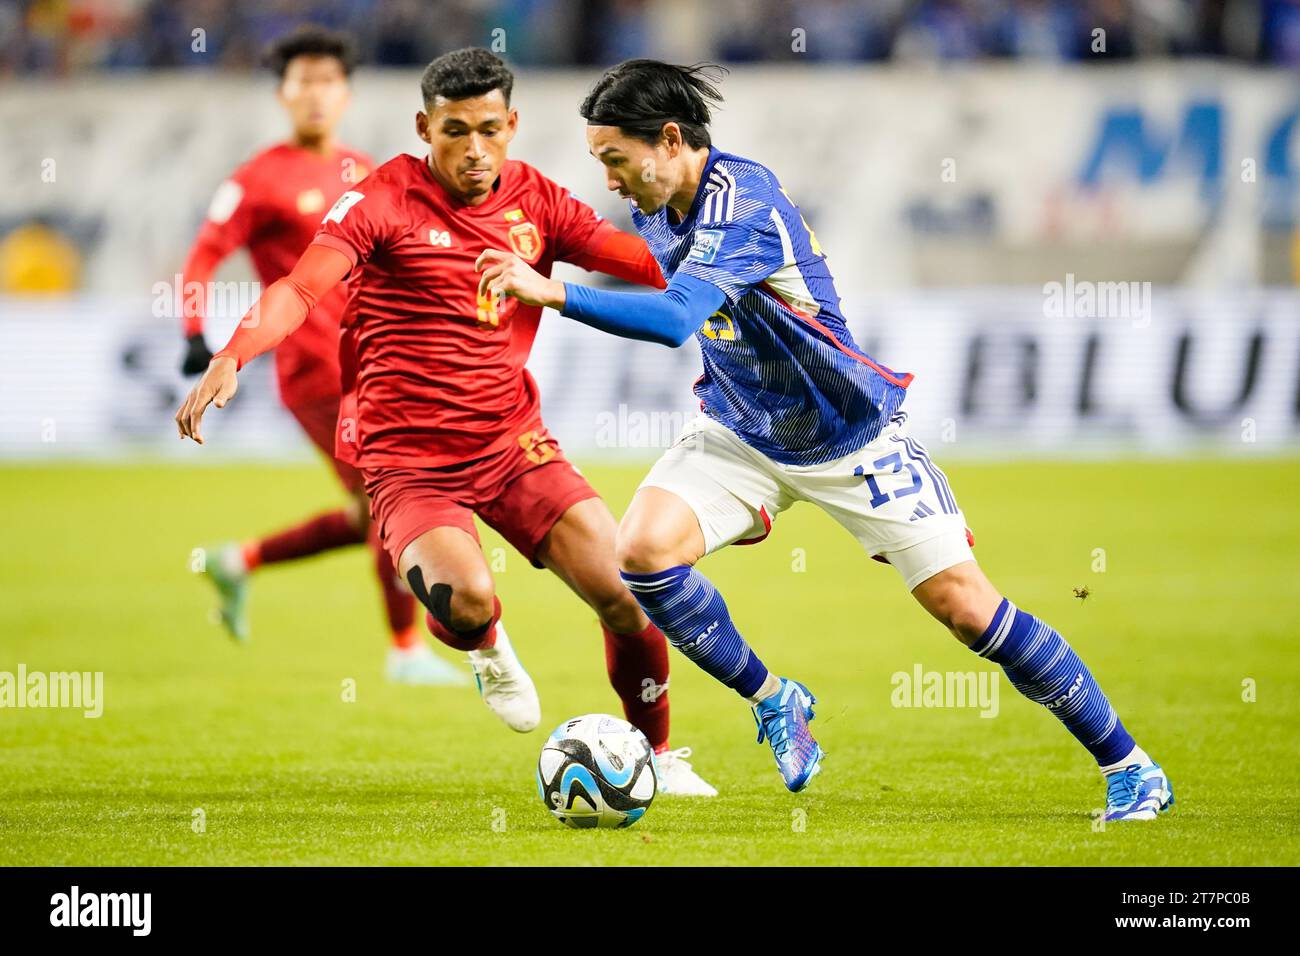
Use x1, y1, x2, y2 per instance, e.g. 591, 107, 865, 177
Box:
616, 526, 683, 575
947, 603, 994, 645
928, 590, 999, 645
408, 565, 496, 631
914, 563, 1002, 647
446, 571, 496, 629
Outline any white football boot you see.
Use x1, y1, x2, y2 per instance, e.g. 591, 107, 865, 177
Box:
654, 747, 718, 796
467, 623, 540, 732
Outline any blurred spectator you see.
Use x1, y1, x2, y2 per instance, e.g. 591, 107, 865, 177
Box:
792, 0, 895, 61
586, 0, 653, 64
1082, 0, 1139, 60
984, 0, 1082, 61
1262, 0, 1300, 64
0, 0, 1293, 74
895, 0, 986, 61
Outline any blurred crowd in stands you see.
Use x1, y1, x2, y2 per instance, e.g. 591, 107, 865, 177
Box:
3, 0, 1298, 75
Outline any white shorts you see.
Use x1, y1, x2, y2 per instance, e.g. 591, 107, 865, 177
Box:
639, 412, 975, 590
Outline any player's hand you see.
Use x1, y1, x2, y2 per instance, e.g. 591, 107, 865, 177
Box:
175, 355, 238, 445
181, 333, 214, 376
475, 249, 565, 310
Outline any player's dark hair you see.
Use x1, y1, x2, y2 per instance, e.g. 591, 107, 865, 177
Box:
264, 26, 357, 79
579, 60, 725, 149
420, 48, 515, 107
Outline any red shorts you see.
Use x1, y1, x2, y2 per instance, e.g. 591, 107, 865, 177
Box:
285, 395, 363, 493
364, 424, 599, 570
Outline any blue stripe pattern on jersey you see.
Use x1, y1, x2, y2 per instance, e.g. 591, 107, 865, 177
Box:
633, 147, 912, 467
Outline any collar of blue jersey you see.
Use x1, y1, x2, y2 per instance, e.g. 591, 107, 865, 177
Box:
666, 146, 723, 236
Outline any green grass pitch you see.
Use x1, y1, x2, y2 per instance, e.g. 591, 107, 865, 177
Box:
1, 459, 1297, 866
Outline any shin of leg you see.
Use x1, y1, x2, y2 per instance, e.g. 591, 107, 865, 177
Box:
615, 487, 706, 575
398, 527, 496, 631
368, 524, 417, 636
537, 498, 647, 633
911, 560, 1004, 646
576, 585, 645, 636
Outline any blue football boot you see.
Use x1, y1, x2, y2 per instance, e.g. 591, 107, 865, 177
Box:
752, 678, 825, 792
1104, 762, 1174, 821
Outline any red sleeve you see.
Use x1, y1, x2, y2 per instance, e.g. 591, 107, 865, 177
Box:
312, 181, 394, 270
213, 244, 352, 370
567, 225, 667, 289
546, 182, 613, 263
182, 169, 260, 337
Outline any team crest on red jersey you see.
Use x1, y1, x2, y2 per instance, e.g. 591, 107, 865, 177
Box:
507, 222, 543, 262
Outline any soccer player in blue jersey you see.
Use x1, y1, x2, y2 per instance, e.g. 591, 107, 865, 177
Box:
476, 60, 1173, 821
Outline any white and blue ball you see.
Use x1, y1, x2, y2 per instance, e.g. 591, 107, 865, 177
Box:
537, 714, 656, 829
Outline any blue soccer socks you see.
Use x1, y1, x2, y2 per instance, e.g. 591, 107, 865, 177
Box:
970, 598, 1136, 767
621, 566, 770, 699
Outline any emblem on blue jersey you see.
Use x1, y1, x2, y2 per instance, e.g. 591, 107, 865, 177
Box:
686, 229, 725, 265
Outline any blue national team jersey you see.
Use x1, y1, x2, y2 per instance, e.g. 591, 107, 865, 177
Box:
632, 147, 912, 466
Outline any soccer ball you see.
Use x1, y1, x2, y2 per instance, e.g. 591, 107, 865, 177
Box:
537, 714, 657, 829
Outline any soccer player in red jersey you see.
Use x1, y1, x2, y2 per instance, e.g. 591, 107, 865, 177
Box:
175, 49, 717, 795
177, 28, 462, 685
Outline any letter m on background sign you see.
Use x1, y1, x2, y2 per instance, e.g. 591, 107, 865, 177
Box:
1077, 102, 1222, 188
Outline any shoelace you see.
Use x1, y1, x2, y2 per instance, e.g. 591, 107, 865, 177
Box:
658, 746, 694, 771
1106, 765, 1142, 808
754, 706, 792, 759
474, 656, 521, 693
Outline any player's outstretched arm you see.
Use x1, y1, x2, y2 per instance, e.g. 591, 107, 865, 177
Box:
179, 238, 221, 375
174, 243, 352, 444
566, 227, 666, 289
476, 248, 722, 348
180, 174, 260, 375
559, 274, 722, 346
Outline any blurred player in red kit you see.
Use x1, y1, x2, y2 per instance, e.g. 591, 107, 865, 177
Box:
179, 27, 464, 686
176, 48, 716, 795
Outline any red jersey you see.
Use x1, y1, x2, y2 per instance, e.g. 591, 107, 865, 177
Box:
184, 142, 373, 406
313, 154, 620, 469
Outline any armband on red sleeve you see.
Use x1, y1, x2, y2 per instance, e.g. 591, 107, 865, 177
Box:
569, 224, 667, 289
213, 243, 352, 369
